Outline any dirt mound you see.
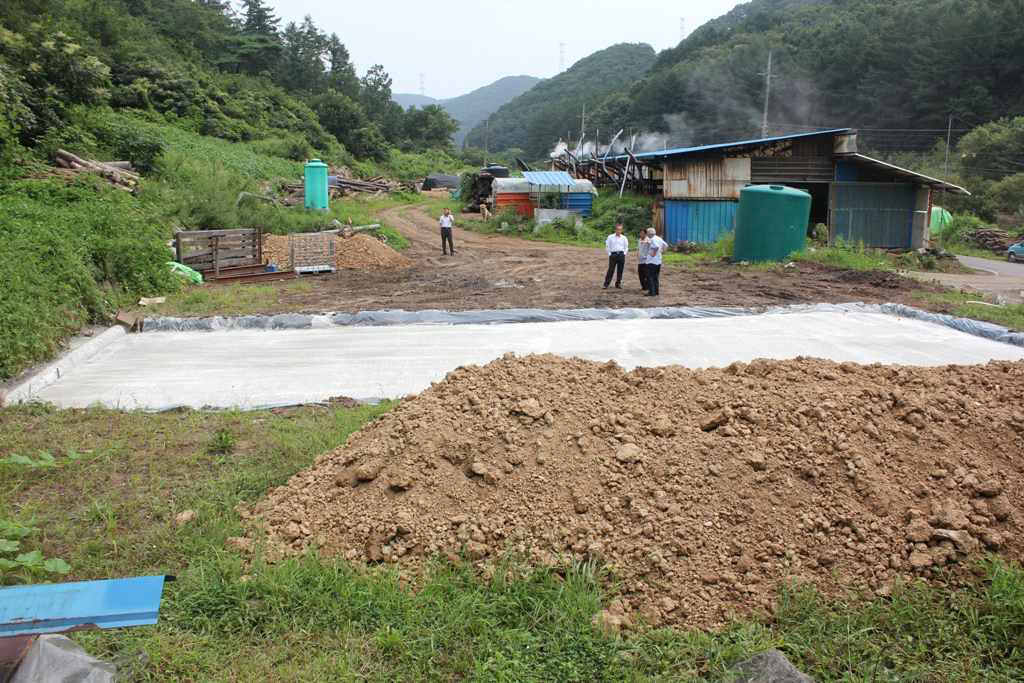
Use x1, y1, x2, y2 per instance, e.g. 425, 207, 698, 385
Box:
832, 269, 910, 289
263, 233, 412, 271
246, 355, 1024, 628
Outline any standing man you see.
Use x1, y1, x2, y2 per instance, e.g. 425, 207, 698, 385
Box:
636, 229, 651, 292
439, 207, 456, 256
644, 227, 668, 297
603, 222, 628, 289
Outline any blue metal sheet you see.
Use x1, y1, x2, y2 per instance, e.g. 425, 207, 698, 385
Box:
560, 192, 593, 216
664, 200, 738, 244
522, 171, 576, 187
834, 160, 860, 182
831, 183, 915, 249
0, 576, 167, 637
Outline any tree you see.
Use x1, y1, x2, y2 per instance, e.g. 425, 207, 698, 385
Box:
958, 117, 1024, 182
326, 34, 359, 98
241, 0, 280, 36
276, 16, 328, 92
403, 105, 458, 151
360, 64, 393, 121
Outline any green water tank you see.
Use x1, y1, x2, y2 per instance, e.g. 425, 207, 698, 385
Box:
304, 158, 329, 211
733, 184, 810, 262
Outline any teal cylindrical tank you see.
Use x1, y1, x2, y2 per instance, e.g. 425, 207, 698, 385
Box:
733, 184, 810, 262
304, 158, 329, 211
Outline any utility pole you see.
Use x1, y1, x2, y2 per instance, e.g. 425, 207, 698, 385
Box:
760, 50, 773, 138
944, 115, 953, 178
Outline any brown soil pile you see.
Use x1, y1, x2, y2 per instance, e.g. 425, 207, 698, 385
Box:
263, 233, 411, 271
246, 355, 1024, 628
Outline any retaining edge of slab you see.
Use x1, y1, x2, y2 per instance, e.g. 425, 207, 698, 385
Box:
3, 326, 126, 405
141, 303, 1024, 348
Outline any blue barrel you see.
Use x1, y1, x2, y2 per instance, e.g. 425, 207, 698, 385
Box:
304, 159, 329, 211
561, 192, 593, 216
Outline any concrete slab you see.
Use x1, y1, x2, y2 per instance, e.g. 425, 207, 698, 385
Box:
14, 310, 1024, 411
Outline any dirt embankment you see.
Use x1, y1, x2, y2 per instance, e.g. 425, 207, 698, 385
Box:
264, 233, 412, 271
245, 354, 1024, 628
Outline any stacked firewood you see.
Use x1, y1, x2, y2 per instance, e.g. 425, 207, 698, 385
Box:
278, 174, 416, 205
967, 227, 1016, 253
53, 149, 139, 191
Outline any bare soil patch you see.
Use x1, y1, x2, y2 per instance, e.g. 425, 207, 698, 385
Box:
247, 354, 1024, 628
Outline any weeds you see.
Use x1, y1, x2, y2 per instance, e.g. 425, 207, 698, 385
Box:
207, 429, 237, 455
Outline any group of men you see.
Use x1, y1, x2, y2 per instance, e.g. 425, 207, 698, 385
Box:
439, 210, 667, 295
604, 222, 667, 296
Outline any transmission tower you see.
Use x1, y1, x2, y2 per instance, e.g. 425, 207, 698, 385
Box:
559, 43, 566, 72
680, 18, 686, 42
419, 73, 426, 97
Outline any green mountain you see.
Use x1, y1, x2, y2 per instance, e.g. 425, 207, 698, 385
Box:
599, 0, 1024, 150
394, 75, 541, 146
464, 44, 657, 158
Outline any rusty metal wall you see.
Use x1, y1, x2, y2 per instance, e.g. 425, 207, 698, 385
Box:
663, 157, 751, 199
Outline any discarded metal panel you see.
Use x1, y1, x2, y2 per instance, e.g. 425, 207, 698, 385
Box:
830, 182, 916, 249
0, 576, 167, 638
664, 200, 738, 244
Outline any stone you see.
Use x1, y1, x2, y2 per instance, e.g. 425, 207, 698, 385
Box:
908, 550, 933, 570
932, 528, 979, 554
732, 649, 815, 683
904, 518, 933, 543
701, 412, 730, 432
650, 414, 675, 437
935, 502, 970, 530
615, 443, 642, 464
516, 398, 545, 419
976, 479, 1003, 497
746, 452, 768, 471
389, 472, 414, 491
355, 459, 385, 482
989, 495, 1012, 521
174, 509, 197, 527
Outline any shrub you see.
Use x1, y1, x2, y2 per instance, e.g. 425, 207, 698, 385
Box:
0, 177, 175, 380
587, 190, 653, 236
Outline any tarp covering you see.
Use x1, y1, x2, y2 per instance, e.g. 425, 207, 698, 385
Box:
10, 304, 1024, 411
422, 173, 460, 190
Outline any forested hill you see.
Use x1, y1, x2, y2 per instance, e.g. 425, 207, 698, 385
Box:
463, 44, 657, 159
0, 0, 460, 163
394, 75, 541, 146
473, 0, 1023, 160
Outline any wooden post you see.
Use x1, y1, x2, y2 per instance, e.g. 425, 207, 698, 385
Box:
213, 236, 221, 280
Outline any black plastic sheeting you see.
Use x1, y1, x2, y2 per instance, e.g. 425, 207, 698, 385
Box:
143, 303, 1024, 348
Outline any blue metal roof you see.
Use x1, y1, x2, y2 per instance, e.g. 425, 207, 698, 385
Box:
0, 576, 167, 637
615, 129, 853, 162
522, 171, 576, 186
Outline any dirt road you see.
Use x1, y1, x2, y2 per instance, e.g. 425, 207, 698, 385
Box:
272, 206, 938, 313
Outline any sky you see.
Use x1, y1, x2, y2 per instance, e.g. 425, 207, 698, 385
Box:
266, 0, 744, 100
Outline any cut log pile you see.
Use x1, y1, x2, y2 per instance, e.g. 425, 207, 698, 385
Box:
53, 149, 139, 192
967, 228, 1017, 254
278, 174, 416, 206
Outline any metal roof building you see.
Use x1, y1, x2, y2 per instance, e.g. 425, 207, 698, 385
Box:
574, 129, 967, 249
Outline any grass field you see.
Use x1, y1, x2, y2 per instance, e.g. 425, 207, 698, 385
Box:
2, 402, 1023, 681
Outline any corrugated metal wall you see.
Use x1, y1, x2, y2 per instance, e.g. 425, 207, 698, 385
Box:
560, 192, 593, 216
830, 183, 916, 248
664, 200, 737, 244
664, 157, 750, 199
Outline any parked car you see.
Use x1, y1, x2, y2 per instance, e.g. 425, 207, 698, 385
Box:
1007, 242, 1024, 262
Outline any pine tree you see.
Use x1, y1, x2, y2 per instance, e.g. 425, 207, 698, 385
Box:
241, 0, 280, 36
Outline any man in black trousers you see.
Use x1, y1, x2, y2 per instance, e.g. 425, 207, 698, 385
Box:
439, 207, 456, 255
603, 222, 628, 289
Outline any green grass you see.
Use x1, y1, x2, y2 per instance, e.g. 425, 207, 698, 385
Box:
145, 280, 314, 317
943, 243, 1008, 260
791, 244, 893, 271
911, 290, 1024, 331
2, 402, 1023, 680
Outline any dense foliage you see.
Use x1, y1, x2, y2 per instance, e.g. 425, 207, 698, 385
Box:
464, 44, 657, 159
0, 0, 460, 160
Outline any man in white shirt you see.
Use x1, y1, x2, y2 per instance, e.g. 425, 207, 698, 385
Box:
644, 227, 668, 297
603, 222, 628, 289
439, 208, 456, 255
636, 230, 651, 292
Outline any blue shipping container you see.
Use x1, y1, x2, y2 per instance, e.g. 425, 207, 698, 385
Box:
664, 200, 737, 244
560, 192, 593, 216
